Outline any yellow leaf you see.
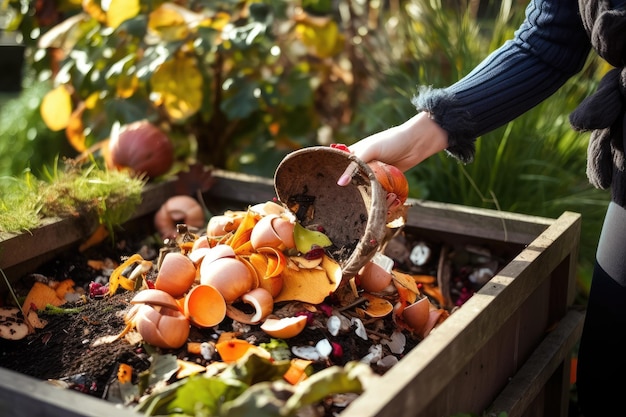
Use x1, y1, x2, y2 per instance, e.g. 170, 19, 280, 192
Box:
295, 20, 344, 58
40, 85, 72, 132
274, 255, 342, 304
151, 56, 203, 121
108, 254, 144, 295
148, 4, 189, 41
106, 0, 140, 29
203, 11, 231, 31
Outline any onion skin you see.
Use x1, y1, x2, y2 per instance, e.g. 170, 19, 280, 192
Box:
368, 160, 409, 205
107, 120, 174, 179
368, 160, 409, 222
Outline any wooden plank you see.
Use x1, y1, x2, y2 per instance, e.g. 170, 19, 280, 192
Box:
0, 178, 179, 285
487, 309, 585, 417
203, 170, 276, 212
0, 368, 142, 417
342, 211, 581, 417
405, 199, 553, 246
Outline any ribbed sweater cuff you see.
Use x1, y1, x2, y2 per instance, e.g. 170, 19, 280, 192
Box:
411, 86, 477, 163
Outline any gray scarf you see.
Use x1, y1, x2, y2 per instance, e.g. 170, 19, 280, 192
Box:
570, 0, 626, 205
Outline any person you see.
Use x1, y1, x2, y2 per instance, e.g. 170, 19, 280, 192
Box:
338, 1, 626, 416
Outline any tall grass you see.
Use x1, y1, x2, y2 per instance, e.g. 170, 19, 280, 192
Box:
345, 0, 609, 295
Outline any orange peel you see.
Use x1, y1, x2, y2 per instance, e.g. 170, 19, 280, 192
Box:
215, 338, 271, 363
283, 358, 312, 385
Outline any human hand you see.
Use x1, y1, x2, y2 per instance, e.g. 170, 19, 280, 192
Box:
337, 112, 449, 186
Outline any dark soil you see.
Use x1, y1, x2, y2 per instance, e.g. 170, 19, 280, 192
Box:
0, 235, 155, 398
0, 230, 422, 406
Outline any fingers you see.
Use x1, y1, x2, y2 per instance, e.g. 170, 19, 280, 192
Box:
337, 161, 358, 186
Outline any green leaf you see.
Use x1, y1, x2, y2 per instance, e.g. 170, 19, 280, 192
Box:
283, 363, 364, 413
220, 381, 293, 417
147, 354, 180, 386
280, 71, 313, 108
169, 376, 249, 415
114, 15, 148, 38
221, 80, 261, 120
220, 353, 291, 386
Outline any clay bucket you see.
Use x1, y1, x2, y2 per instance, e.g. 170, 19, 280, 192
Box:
274, 146, 388, 282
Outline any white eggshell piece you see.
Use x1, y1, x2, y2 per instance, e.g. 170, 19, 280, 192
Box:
381, 330, 406, 354
360, 344, 383, 364
291, 345, 321, 361
351, 317, 368, 340
315, 338, 333, 360
327, 315, 341, 336
376, 355, 399, 368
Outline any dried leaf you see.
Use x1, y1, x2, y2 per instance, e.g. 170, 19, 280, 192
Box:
274, 256, 341, 304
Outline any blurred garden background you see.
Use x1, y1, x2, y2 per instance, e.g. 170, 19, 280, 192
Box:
0, 0, 609, 300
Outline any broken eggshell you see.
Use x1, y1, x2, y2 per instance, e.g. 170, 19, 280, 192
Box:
206, 211, 244, 238
401, 296, 444, 338
154, 195, 205, 239
155, 252, 197, 298
199, 256, 255, 303
184, 284, 227, 327
130, 289, 190, 349
250, 214, 295, 251
225, 287, 274, 325
260, 315, 308, 339
359, 252, 394, 293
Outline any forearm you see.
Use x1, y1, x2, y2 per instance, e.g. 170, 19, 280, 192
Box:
349, 112, 448, 172
416, 0, 591, 163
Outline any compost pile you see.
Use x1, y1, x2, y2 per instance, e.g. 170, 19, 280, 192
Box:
0, 200, 503, 417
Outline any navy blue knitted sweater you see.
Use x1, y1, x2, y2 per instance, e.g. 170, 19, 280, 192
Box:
416, 0, 626, 205
413, 0, 591, 163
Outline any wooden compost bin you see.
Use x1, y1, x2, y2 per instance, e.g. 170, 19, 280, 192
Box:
0, 170, 583, 417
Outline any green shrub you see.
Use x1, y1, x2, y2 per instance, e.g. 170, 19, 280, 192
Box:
2, 0, 608, 293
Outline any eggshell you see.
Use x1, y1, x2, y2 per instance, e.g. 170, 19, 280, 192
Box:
207, 213, 243, 237
184, 284, 226, 327
402, 297, 430, 334
359, 252, 394, 293
271, 216, 295, 249
225, 287, 274, 325
200, 257, 254, 302
260, 315, 308, 339
155, 252, 197, 298
250, 214, 283, 250
131, 288, 180, 310
134, 303, 190, 349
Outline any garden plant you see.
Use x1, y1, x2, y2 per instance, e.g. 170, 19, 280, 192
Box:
0, 0, 607, 291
